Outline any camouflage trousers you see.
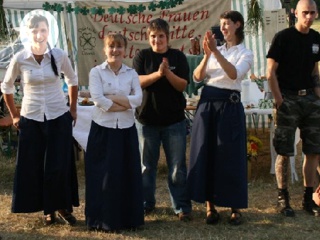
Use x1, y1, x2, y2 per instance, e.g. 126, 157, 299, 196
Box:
274, 92, 320, 156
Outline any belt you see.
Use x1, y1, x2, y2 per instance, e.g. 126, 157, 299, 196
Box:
281, 88, 314, 96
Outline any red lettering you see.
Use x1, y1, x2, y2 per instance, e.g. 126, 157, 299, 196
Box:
128, 45, 136, 58
179, 44, 186, 52
93, 14, 103, 22
98, 25, 109, 39
170, 25, 188, 39
160, 10, 210, 22
188, 29, 195, 38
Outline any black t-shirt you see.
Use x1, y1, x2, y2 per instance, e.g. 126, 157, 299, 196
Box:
132, 48, 189, 126
266, 27, 320, 91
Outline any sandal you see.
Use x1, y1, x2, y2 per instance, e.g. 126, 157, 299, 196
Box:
229, 210, 242, 226
57, 210, 77, 225
43, 212, 56, 226
206, 209, 220, 225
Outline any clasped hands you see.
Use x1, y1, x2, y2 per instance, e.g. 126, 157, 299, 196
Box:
203, 30, 218, 55
158, 57, 172, 77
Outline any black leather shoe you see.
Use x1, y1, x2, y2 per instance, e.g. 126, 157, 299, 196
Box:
302, 199, 320, 216
206, 209, 220, 225
57, 210, 77, 225
279, 206, 295, 217
277, 190, 295, 217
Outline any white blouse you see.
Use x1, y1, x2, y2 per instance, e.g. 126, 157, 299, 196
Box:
203, 43, 253, 92
1, 47, 78, 121
89, 62, 142, 129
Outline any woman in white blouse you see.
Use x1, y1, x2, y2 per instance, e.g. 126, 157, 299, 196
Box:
187, 11, 253, 226
85, 33, 144, 232
1, 13, 79, 225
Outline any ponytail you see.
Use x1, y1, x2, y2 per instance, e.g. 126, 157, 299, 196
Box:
47, 43, 59, 77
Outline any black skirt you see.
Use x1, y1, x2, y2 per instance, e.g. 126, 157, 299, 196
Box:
85, 121, 144, 231
187, 86, 248, 208
12, 112, 79, 215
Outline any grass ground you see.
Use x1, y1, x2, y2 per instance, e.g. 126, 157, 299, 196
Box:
2, 19, 320, 240
1, 128, 320, 240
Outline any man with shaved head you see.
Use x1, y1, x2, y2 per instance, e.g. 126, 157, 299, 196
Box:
267, 0, 320, 217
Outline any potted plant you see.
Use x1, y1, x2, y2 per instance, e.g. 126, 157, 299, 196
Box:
247, 135, 263, 179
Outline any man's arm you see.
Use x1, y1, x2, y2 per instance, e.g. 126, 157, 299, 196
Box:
138, 58, 187, 92
162, 57, 187, 92
311, 62, 320, 98
138, 71, 163, 89
266, 58, 283, 108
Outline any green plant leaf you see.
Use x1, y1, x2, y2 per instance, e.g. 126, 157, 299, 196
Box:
246, 0, 264, 35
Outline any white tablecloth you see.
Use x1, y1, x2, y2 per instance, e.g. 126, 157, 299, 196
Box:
73, 105, 94, 151
73, 104, 299, 182
241, 79, 264, 107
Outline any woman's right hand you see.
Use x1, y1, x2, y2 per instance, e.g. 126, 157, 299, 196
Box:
203, 30, 217, 55
275, 98, 284, 109
13, 117, 20, 129
203, 35, 212, 56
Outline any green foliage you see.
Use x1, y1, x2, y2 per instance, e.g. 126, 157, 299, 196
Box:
0, 0, 8, 41
42, 0, 185, 15
246, 0, 264, 35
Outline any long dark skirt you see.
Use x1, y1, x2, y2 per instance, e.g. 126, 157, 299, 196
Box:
85, 121, 144, 231
12, 112, 79, 215
187, 86, 248, 208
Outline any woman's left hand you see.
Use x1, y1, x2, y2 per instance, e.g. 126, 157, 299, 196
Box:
70, 109, 77, 126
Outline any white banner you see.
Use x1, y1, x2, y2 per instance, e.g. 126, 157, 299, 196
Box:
76, 1, 231, 86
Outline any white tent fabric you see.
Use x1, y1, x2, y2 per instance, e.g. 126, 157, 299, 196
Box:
3, 0, 156, 8
232, 0, 282, 77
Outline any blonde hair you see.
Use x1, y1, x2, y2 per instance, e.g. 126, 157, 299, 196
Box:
104, 33, 128, 48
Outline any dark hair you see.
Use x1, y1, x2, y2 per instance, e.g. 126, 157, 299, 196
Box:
104, 33, 128, 48
220, 10, 245, 44
27, 14, 59, 77
147, 18, 170, 41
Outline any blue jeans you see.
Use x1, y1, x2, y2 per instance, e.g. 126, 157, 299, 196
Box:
135, 120, 192, 214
